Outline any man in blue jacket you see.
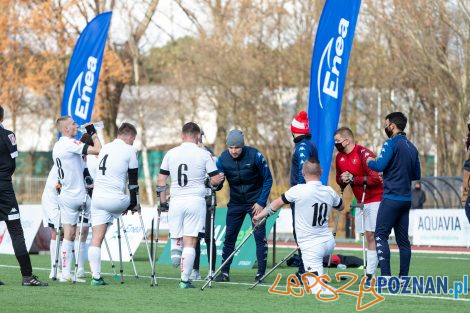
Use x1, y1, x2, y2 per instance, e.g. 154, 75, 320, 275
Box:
289, 111, 318, 278
366, 112, 420, 285
214, 129, 273, 282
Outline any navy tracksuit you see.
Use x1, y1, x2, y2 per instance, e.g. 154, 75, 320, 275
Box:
217, 147, 273, 275
290, 134, 318, 274
368, 133, 420, 277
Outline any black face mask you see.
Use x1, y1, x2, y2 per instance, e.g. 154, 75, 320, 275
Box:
335, 142, 345, 153
384, 126, 393, 138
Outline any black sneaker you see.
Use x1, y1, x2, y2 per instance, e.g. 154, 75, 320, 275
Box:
254, 274, 264, 283
0, 280, 4, 285
213, 273, 230, 282
290, 272, 304, 285
22, 275, 48, 287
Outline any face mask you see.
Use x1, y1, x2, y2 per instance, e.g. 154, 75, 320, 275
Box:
335, 142, 345, 153
384, 126, 393, 138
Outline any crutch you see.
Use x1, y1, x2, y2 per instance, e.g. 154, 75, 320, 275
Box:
52, 182, 62, 280
151, 186, 169, 286
249, 247, 299, 290
207, 187, 217, 288
356, 183, 368, 277
201, 217, 267, 291
73, 193, 87, 283
119, 216, 139, 278
327, 186, 344, 276
116, 217, 124, 284
135, 194, 158, 287
103, 237, 118, 279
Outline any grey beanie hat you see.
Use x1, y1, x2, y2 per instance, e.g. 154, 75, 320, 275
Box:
226, 129, 245, 147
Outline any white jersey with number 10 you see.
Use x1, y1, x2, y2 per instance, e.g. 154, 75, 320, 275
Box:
93, 138, 138, 196
160, 142, 218, 199
284, 181, 342, 244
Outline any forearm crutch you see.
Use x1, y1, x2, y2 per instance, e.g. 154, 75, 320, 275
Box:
103, 237, 117, 279
249, 247, 299, 290
73, 194, 87, 283
327, 187, 344, 276
119, 216, 139, 278
135, 194, 158, 287
207, 188, 217, 288
116, 218, 124, 284
358, 184, 367, 277
52, 206, 62, 280
201, 217, 267, 291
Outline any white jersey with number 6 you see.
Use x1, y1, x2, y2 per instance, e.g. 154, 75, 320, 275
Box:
93, 138, 138, 196
284, 181, 342, 244
160, 142, 218, 199
52, 137, 86, 199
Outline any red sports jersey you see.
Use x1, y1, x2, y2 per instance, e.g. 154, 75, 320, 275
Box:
335, 144, 383, 204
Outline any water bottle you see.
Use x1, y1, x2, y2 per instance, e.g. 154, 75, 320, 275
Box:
78, 121, 104, 132
337, 264, 347, 270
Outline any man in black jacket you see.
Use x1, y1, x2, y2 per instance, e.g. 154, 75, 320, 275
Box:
0, 106, 47, 286
214, 130, 273, 282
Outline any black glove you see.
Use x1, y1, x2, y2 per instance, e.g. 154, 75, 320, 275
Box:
158, 202, 169, 212
85, 124, 97, 136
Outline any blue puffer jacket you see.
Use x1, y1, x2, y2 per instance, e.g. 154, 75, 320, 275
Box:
217, 146, 272, 207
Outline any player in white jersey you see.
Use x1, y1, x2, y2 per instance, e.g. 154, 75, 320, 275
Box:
52, 116, 102, 282
157, 122, 224, 289
253, 158, 344, 295
88, 123, 139, 286
41, 165, 60, 278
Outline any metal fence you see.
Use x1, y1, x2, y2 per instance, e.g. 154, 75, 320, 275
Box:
420, 176, 463, 208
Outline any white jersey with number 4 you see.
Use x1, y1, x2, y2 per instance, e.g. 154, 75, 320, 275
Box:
160, 142, 218, 199
284, 181, 342, 244
52, 137, 86, 199
93, 138, 138, 196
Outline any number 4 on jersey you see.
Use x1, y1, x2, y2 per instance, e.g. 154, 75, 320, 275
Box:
99, 154, 109, 175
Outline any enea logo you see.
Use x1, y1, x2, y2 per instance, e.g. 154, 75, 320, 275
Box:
317, 18, 350, 109
67, 56, 98, 120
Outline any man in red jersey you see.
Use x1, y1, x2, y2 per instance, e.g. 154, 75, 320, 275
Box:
334, 127, 383, 283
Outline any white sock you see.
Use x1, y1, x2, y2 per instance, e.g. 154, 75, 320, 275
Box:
74, 241, 87, 271
88, 246, 101, 280
367, 250, 378, 276
171, 238, 183, 267
61, 240, 74, 277
50, 239, 56, 272
181, 247, 195, 282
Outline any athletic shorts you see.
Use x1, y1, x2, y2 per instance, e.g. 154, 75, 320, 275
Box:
91, 193, 129, 226
168, 196, 206, 238
41, 187, 59, 227
355, 201, 380, 233
58, 191, 89, 225
299, 237, 335, 276
0, 183, 20, 222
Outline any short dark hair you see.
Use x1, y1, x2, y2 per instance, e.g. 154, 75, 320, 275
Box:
386, 112, 407, 131
182, 122, 201, 136
80, 133, 94, 146
0, 106, 4, 120
117, 122, 137, 137
334, 127, 354, 139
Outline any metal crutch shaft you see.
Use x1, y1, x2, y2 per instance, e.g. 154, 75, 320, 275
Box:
73, 198, 86, 283
117, 218, 124, 284
208, 188, 216, 288
201, 217, 267, 291
249, 247, 299, 290
103, 237, 117, 277
138, 209, 158, 286
119, 216, 139, 278
52, 210, 62, 280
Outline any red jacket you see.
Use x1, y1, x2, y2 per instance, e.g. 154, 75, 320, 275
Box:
335, 144, 383, 204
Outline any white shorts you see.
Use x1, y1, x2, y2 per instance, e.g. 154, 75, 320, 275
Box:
91, 193, 129, 226
168, 196, 206, 238
58, 192, 89, 225
355, 201, 380, 233
299, 237, 335, 276
42, 188, 59, 227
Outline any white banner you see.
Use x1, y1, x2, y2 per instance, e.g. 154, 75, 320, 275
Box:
0, 205, 43, 254
410, 209, 470, 247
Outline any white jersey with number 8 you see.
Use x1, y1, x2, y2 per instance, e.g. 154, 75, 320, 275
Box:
160, 142, 218, 199
284, 181, 342, 244
93, 138, 138, 196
